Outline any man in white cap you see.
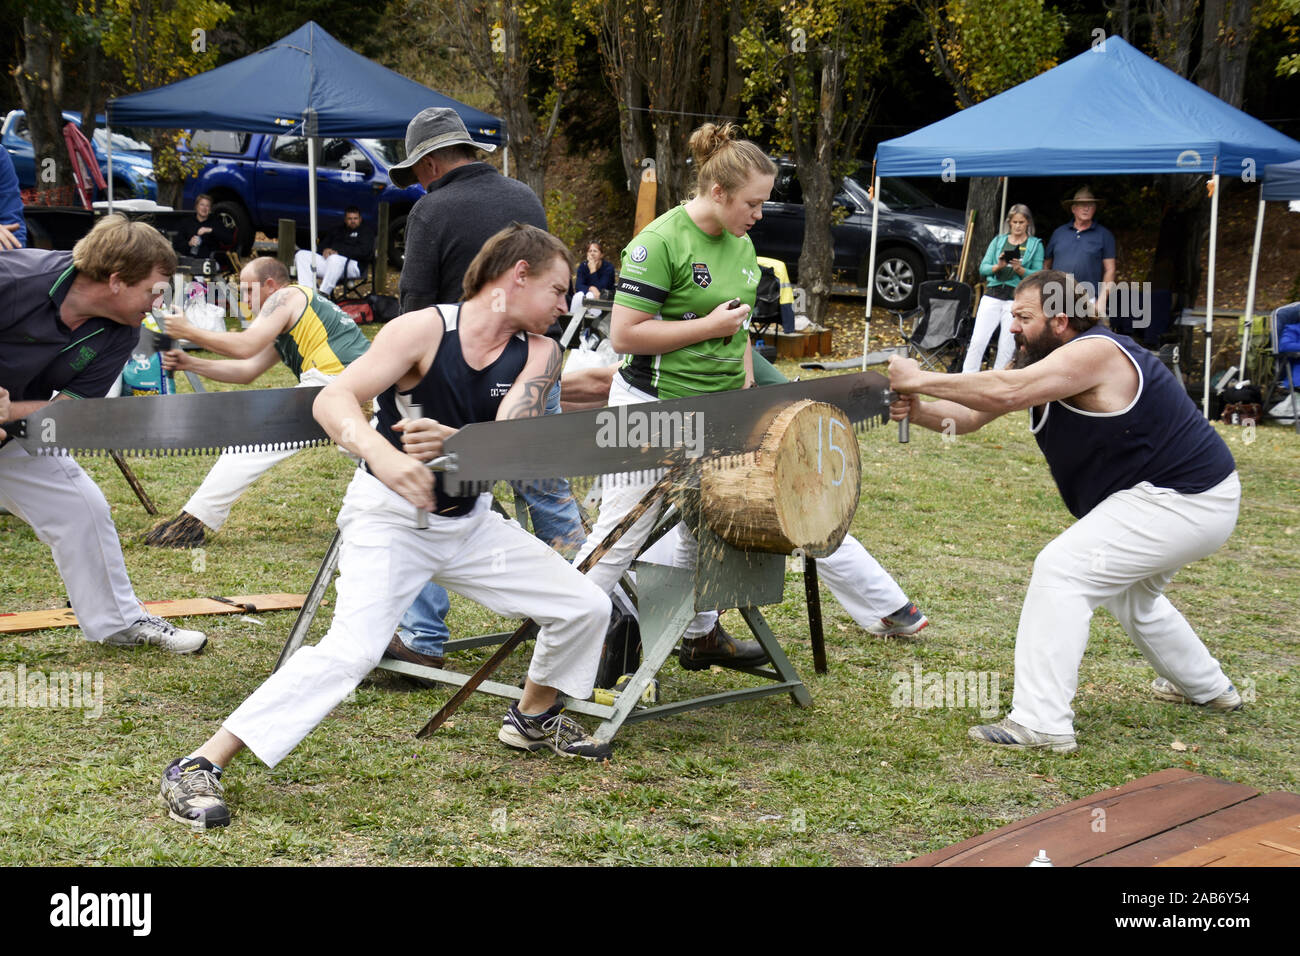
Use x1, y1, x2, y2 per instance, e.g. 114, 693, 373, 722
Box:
1043, 186, 1117, 320
391, 107, 548, 312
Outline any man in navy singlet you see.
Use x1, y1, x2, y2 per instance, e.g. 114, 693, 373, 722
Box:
886, 269, 1242, 754
158, 225, 613, 831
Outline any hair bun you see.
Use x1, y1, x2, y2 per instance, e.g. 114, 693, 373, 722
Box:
688, 122, 739, 167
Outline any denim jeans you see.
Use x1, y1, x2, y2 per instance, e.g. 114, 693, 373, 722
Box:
398, 381, 585, 657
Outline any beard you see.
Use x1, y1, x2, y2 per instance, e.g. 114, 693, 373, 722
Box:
1013, 327, 1066, 368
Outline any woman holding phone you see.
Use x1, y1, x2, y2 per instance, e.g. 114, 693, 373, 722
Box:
961, 204, 1043, 373
574, 122, 929, 669
572, 122, 774, 668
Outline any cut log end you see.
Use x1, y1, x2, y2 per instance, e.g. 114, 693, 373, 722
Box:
701, 399, 861, 557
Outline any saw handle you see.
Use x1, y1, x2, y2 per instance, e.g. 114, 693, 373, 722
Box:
885, 390, 909, 443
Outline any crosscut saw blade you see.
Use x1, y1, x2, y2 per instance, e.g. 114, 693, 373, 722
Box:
442, 370, 893, 495
1, 387, 328, 457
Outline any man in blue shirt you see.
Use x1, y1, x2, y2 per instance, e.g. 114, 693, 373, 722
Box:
0, 148, 27, 250
1044, 187, 1116, 320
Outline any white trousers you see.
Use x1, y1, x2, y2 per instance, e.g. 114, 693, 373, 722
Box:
224, 468, 610, 767
293, 250, 360, 295
572, 375, 718, 637
184, 369, 332, 531
641, 525, 908, 628
576, 375, 911, 635
0, 442, 142, 641
962, 294, 1016, 373
1007, 472, 1240, 736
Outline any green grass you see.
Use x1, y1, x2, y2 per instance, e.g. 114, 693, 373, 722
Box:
1, 350, 1297, 866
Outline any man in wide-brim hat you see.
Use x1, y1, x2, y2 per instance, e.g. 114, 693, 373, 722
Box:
1044, 185, 1117, 320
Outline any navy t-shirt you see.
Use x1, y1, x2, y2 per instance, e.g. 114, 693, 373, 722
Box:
1030, 326, 1235, 518
1, 250, 139, 402
1044, 221, 1116, 291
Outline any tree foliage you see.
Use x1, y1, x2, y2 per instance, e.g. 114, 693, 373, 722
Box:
918, 0, 1066, 108
392, 0, 584, 200
100, 0, 232, 205
735, 0, 898, 324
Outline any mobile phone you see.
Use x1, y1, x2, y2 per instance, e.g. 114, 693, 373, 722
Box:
718, 298, 744, 346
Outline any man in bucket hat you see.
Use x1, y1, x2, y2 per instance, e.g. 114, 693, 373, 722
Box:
392, 107, 546, 312
384, 106, 582, 677
1044, 186, 1117, 321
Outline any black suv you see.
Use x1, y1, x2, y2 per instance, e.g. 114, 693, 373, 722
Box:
748, 161, 965, 309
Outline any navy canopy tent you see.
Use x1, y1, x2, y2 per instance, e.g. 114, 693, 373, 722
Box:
863, 36, 1300, 414
106, 21, 505, 258
107, 21, 503, 143
1263, 159, 1300, 201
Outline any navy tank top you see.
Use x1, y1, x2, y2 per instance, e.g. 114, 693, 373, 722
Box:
374, 304, 528, 517
1029, 325, 1235, 519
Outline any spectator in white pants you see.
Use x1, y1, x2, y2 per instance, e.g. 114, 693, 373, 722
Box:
962, 205, 1043, 373
889, 269, 1243, 754
293, 207, 375, 297
0, 217, 206, 654
145, 256, 370, 548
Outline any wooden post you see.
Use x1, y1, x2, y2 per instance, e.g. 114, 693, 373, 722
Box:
374, 202, 390, 294
277, 218, 295, 269
634, 161, 657, 236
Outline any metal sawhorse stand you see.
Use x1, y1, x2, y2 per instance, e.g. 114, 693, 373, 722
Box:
274, 501, 820, 744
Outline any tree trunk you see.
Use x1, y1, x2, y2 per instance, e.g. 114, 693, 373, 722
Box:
793, 47, 841, 329
15, 17, 73, 204
963, 177, 1002, 284
1148, 0, 1254, 309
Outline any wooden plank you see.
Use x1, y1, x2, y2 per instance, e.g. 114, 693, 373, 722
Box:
0, 593, 305, 634
900, 769, 1259, 867
1086, 791, 1300, 866
1156, 814, 1300, 867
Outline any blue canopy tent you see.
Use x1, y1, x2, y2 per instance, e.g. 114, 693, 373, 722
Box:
106, 21, 505, 257
1262, 159, 1300, 201
865, 36, 1300, 415
1233, 158, 1300, 376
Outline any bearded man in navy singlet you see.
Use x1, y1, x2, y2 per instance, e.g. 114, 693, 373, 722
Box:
887, 269, 1242, 755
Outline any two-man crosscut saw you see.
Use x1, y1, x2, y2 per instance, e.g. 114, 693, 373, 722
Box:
1, 371, 896, 483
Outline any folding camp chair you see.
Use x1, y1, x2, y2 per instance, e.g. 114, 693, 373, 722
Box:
1263, 302, 1300, 433
891, 280, 975, 372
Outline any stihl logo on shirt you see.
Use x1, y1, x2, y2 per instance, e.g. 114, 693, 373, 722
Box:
691, 263, 712, 288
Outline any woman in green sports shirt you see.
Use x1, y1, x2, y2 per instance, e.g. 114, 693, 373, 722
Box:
572, 122, 777, 669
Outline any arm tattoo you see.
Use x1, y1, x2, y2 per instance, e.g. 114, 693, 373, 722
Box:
259, 288, 290, 320
499, 342, 561, 421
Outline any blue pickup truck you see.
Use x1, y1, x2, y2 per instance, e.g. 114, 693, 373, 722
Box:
2, 109, 158, 201
184, 130, 423, 266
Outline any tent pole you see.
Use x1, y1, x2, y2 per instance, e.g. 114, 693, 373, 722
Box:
308, 137, 318, 264
106, 123, 114, 211
1203, 173, 1220, 419
998, 176, 1008, 228
861, 174, 881, 369
1238, 195, 1266, 380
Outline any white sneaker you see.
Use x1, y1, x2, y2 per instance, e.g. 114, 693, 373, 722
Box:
1151, 677, 1243, 711
968, 716, 1079, 754
104, 615, 207, 654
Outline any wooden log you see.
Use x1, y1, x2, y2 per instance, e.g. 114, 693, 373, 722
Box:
701, 399, 860, 557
